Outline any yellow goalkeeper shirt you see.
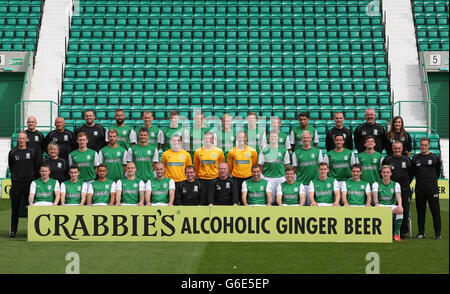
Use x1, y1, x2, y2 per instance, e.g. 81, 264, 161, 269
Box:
161, 149, 192, 182
194, 146, 225, 180
227, 145, 258, 178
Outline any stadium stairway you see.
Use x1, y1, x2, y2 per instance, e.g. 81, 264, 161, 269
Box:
27, 0, 72, 130
0, 138, 11, 177
441, 139, 449, 178
382, 0, 427, 130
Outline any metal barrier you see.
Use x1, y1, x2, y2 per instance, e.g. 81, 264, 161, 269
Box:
14, 100, 59, 132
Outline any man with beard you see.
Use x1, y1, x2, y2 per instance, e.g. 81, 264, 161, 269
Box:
74, 109, 107, 152
106, 108, 137, 150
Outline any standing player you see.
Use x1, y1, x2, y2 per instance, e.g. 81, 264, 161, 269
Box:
147, 162, 176, 206
259, 130, 291, 205
241, 164, 272, 206
323, 134, 356, 189
98, 129, 128, 181
194, 131, 225, 189
28, 164, 61, 206
353, 107, 387, 153
44, 116, 77, 161
161, 134, 193, 184
372, 165, 403, 242
308, 163, 341, 207
241, 112, 265, 153
216, 114, 236, 161
383, 141, 413, 238
106, 108, 137, 150
276, 166, 305, 206
8, 132, 40, 238
86, 164, 116, 206
356, 136, 383, 186
74, 109, 107, 152
227, 131, 258, 198
412, 137, 442, 239
115, 162, 146, 206
325, 111, 353, 151
292, 131, 324, 204
134, 110, 164, 150
161, 110, 190, 151
24, 115, 45, 161
60, 165, 88, 206
341, 164, 372, 207
261, 117, 291, 151
188, 110, 216, 159
127, 127, 159, 182
290, 112, 319, 151
174, 166, 207, 206
68, 132, 100, 182
208, 162, 239, 206
43, 142, 69, 183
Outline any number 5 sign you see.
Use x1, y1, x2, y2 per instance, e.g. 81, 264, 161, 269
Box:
430, 54, 442, 66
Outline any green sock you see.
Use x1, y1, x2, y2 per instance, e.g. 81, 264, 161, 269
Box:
394, 217, 403, 236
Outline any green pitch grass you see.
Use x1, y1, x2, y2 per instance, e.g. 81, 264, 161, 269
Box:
0, 199, 447, 274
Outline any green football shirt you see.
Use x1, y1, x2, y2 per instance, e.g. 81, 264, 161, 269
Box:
61, 179, 87, 205
116, 177, 145, 205
216, 129, 235, 161
89, 179, 116, 205
277, 181, 304, 205
242, 178, 270, 205
127, 144, 159, 182
134, 125, 162, 147
324, 148, 355, 181
309, 177, 339, 204
357, 151, 383, 184
292, 146, 323, 185
344, 179, 371, 206
162, 126, 188, 151
290, 126, 318, 150
108, 125, 136, 150
258, 146, 290, 178
372, 181, 401, 206
68, 148, 99, 181
149, 177, 175, 204
99, 145, 127, 181
31, 178, 59, 203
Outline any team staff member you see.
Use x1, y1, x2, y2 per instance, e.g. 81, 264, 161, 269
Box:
74, 110, 107, 152
24, 115, 45, 161
325, 111, 353, 151
194, 131, 225, 188
412, 137, 442, 240
241, 164, 272, 206
8, 132, 40, 238
60, 165, 88, 206
174, 166, 207, 206
28, 164, 61, 206
308, 163, 341, 207
276, 166, 305, 206
43, 142, 69, 183
227, 131, 258, 200
383, 141, 413, 238
161, 134, 193, 184
115, 162, 146, 206
43, 116, 77, 161
147, 162, 175, 206
353, 107, 387, 153
372, 165, 403, 242
98, 129, 128, 181
385, 116, 412, 157
208, 162, 239, 206
106, 108, 137, 150
86, 164, 116, 206
259, 130, 290, 205
68, 132, 100, 182
341, 164, 372, 207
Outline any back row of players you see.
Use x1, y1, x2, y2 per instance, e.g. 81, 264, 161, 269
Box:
9, 108, 442, 240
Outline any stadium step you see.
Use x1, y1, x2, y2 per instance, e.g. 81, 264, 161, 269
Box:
0, 138, 12, 178
441, 139, 449, 179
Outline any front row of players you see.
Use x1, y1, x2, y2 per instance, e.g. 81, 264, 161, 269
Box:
29, 161, 404, 241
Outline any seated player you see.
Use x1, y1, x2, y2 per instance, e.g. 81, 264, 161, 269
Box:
341, 164, 372, 207
146, 162, 176, 206
241, 164, 272, 206
372, 165, 404, 242
60, 165, 88, 206
86, 164, 116, 206
115, 162, 146, 206
276, 166, 305, 206
308, 162, 340, 207
28, 164, 60, 206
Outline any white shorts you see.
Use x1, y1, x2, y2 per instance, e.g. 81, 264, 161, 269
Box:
65, 204, 81, 206
33, 201, 53, 206
337, 181, 346, 190
378, 204, 398, 211
350, 205, 366, 207
151, 202, 169, 206
249, 204, 267, 206
121, 203, 138, 206
92, 203, 108, 206
317, 203, 334, 207
282, 204, 300, 206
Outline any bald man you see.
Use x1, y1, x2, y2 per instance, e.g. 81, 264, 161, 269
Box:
44, 116, 77, 161
353, 108, 387, 153
24, 115, 45, 160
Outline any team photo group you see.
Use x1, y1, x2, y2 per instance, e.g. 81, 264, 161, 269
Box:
8, 106, 442, 242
